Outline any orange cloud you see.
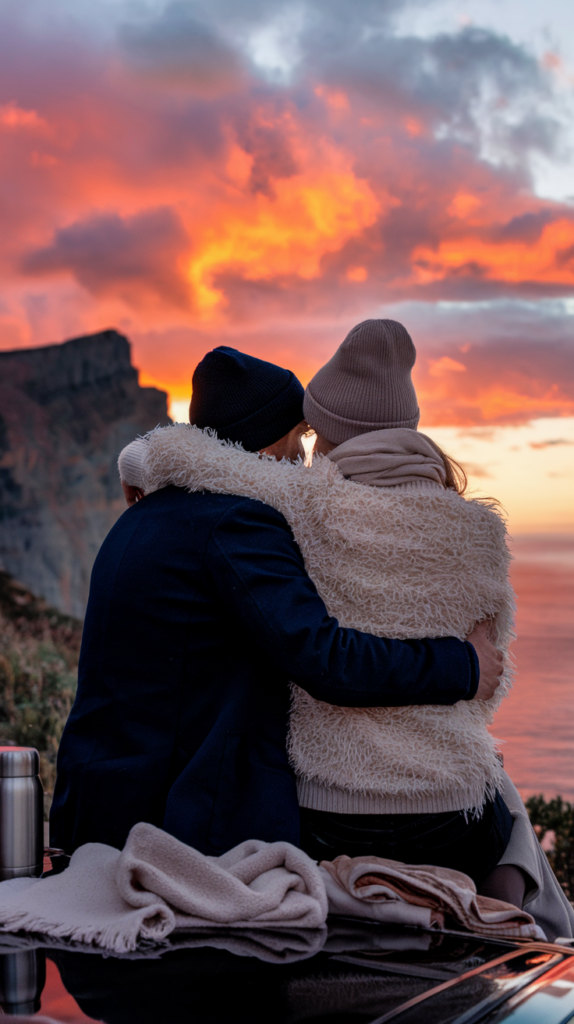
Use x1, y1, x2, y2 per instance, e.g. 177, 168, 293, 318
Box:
414, 338, 574, 428
412, 218, 574, 287
419, 382, 574, 428
186, 141, 380, 314
314, 85, 350, 112
0, 102, 48, 130
346, 265, 368, 282
447, 192, 481, 220
404, 117, 423, 137
542, 51, 561, 71
428, 356, 467, 376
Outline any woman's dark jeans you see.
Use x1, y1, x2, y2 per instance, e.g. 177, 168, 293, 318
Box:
299, 791, 513, 885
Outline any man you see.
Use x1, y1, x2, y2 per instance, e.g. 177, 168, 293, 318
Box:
50, 346, 502, 855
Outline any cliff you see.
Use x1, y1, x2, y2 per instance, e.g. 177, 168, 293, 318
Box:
0, 329, 169, 616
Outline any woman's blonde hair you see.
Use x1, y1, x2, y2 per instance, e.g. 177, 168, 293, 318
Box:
437, 445, 468, 495
419, 432, 468, 495
437, 442, 504, 515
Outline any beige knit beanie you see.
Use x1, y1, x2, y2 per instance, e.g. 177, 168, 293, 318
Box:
303, 319, 420, 444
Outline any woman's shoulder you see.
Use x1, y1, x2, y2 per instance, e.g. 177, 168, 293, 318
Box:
339, 479, 509, 540
440, 488, 509, 541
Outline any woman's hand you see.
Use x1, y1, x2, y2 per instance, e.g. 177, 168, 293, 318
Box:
467, 621, 504, 701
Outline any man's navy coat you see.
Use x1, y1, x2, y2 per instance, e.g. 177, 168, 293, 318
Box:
50, 486, 479, 855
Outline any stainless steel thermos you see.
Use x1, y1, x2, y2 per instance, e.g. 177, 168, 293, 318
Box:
0, 747, 43, 881
0, 948, 45, 1016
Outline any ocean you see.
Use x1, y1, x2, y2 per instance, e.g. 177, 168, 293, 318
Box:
492, 533, 574, 801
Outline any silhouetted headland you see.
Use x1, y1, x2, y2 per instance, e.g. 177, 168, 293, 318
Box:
0, 330, 169, 616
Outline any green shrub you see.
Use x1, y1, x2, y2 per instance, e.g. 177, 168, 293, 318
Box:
0, 572, 81, 816
526, 794, 574, 900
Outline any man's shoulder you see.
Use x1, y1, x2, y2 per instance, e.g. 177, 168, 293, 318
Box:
136, 485, 289, 527
99, 487, 291, 575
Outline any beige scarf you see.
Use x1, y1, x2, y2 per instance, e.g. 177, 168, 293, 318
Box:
328, 428, 446, 488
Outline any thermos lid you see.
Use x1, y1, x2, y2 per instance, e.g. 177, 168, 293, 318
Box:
0, 747, 40, 778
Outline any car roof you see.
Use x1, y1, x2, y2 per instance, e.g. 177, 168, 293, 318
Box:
4, 918, 574, 1023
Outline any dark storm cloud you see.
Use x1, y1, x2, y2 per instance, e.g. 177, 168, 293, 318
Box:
114, 0, 561, 166
118, 2, 245, 94
22, 208, 190, 306
306, 24, 560, 165
497, 211, 559, 243
189, 0, 405, 35
242, 123, 300, 196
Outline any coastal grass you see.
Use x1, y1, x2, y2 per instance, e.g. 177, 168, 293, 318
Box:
0, 571, 81, 816
526, 794, 574, 901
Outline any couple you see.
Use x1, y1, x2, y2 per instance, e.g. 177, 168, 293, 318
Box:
50, 319, 573, 938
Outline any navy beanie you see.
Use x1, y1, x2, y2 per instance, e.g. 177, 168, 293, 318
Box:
189, 346, 305, 451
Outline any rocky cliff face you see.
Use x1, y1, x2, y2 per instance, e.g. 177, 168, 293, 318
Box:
0, 329, 169, 616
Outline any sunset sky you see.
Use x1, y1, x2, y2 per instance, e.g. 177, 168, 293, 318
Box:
1, 0, 573, 531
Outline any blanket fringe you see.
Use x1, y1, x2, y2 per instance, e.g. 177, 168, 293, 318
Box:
0, 905, 174, 953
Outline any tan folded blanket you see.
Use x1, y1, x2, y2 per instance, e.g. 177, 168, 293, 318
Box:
321, 856, 546, 940
0, 824, 327, 953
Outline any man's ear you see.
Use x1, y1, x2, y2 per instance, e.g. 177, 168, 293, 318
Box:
122, 482, 145, 506
259, 420, 309, 463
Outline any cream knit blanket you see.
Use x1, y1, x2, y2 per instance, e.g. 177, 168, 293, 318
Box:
0, 823, 327, 953
134, 424, 513, 814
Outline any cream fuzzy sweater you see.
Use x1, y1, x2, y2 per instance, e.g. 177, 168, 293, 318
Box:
119, 425, 513, 816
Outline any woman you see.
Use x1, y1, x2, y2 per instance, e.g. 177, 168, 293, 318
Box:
118, 320, 573, 937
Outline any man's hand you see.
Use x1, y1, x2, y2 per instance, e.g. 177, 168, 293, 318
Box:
466, 621, 504, 700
